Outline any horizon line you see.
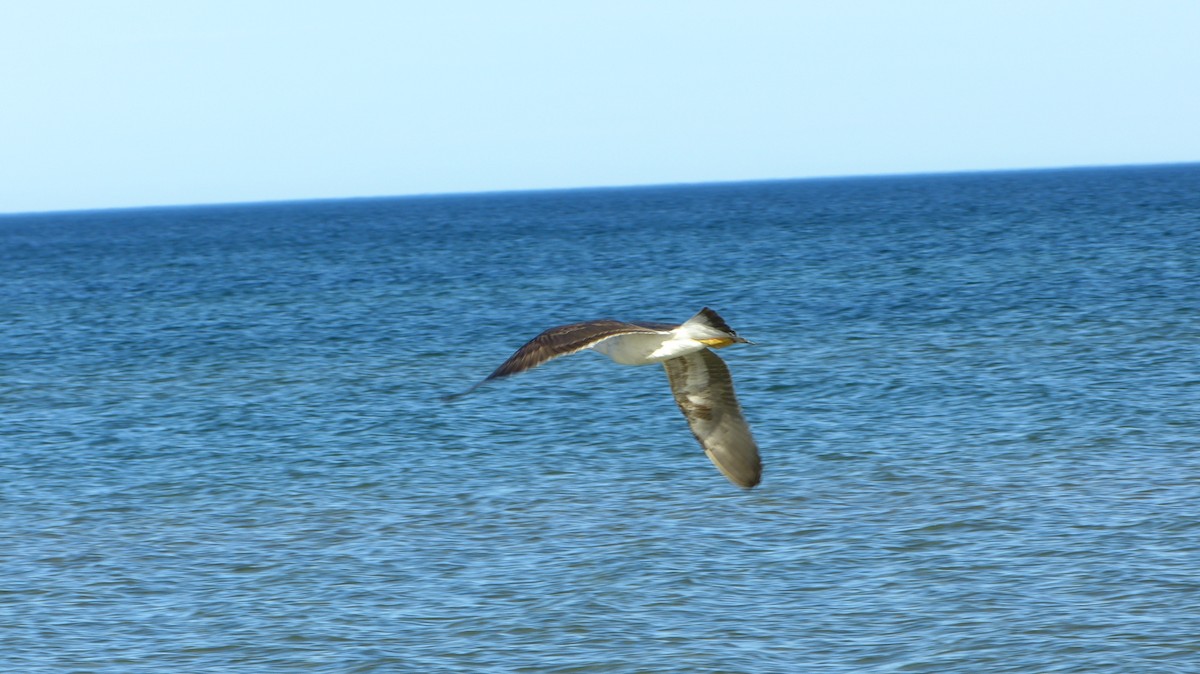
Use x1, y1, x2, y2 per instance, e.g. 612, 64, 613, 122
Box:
3, 160, 1197, 218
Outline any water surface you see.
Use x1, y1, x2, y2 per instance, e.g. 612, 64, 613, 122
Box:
3, 165, 1199, 672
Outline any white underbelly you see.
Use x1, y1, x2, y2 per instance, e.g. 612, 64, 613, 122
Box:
590, 332, 705, 365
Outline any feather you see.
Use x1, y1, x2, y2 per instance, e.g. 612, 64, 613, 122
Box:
662, 349, 762, 488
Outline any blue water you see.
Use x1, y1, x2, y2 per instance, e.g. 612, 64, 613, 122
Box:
2, 165, 1199, 672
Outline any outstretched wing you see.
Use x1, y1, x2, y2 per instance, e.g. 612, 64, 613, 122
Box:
663, 349, 762, 488
485, 320, 663, 381
444, 319, 667, 400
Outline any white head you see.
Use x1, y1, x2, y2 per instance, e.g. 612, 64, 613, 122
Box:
680, 307, 753, 348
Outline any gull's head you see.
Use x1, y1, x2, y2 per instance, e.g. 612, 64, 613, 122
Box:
681, 308, 753, 348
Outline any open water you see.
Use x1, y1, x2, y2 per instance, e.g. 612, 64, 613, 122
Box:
2, 164, 1199, 672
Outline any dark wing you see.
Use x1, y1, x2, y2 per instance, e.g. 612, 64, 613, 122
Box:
662, 349, 762, 488
485, 320, 663, 381
443, 319, 667, 400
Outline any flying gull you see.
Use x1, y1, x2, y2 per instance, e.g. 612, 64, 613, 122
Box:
456, 307, 762, 488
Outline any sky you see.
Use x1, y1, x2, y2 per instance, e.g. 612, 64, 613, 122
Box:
2, 1, 1199, 214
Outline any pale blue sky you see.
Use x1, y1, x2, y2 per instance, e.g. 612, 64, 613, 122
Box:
2, 1, 1198, 213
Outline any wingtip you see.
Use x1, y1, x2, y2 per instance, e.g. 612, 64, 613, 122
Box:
442, 379, 489, 401
707, 449, 763, 489
727, 468, 763, 489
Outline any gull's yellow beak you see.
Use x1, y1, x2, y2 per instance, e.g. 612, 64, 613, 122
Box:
698, 337, 738, 348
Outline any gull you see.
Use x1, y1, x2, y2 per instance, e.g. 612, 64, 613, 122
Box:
457, 307, 762, 488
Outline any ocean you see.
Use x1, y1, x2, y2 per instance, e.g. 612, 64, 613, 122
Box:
2, 164, 1198, 672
